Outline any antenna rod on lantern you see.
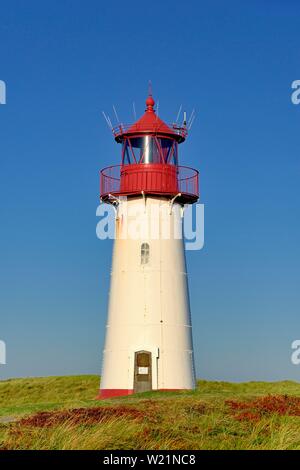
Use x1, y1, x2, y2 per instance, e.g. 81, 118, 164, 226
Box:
133, 102, 137, 120
102, 111, 113, 130
188, 109, 195, 127
112, 105, 120, 124
175, 104, 182, 124
107, 115, 113, 129
188, 114, 196, 130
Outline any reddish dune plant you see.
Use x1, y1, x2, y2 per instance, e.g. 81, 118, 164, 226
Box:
226, 395, 300, 421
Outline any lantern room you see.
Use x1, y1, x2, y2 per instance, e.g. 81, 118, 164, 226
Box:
121, 135, 178, 165
100, 94, 199, 204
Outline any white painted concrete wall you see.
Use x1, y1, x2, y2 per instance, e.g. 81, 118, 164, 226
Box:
100, 196, 196, 392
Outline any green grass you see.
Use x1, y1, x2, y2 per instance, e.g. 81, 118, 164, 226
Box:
1, 375, 300, 450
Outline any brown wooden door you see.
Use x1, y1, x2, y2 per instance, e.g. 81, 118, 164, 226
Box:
134, 351, 152, 393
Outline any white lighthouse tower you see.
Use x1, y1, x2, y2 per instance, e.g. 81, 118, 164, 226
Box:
98, 93, 199, 398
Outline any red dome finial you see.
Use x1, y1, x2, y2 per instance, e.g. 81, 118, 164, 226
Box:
146, 80, 155, 112
146, 95, 155, 112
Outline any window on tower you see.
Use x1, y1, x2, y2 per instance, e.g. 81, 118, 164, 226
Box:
141, 242, 150, 265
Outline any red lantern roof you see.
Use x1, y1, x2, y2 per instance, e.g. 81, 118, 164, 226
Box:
112, 95, 187, 143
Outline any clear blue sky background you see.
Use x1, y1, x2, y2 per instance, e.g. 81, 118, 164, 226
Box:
0, 1, 299, 382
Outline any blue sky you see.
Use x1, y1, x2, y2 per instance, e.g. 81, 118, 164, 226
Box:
0, 0, 299, 381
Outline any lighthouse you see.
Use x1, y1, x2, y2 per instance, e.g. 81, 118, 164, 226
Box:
98, 93, 199, 398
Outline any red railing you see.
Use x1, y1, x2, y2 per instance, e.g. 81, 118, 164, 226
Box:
100, 164, 199, 203
112, 123, 188, 141
178, 166, 199, 198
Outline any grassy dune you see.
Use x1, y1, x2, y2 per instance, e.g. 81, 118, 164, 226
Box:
1, 376, 300, 449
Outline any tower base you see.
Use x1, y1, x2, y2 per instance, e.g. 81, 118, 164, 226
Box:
97, 389, 134, 399
96, 388, 186, 399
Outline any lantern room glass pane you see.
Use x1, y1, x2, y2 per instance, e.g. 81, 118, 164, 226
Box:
123, 141, 132, 163
157, 138, 177, 164
130, 137, 160, 163
123, 137, 178, 165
